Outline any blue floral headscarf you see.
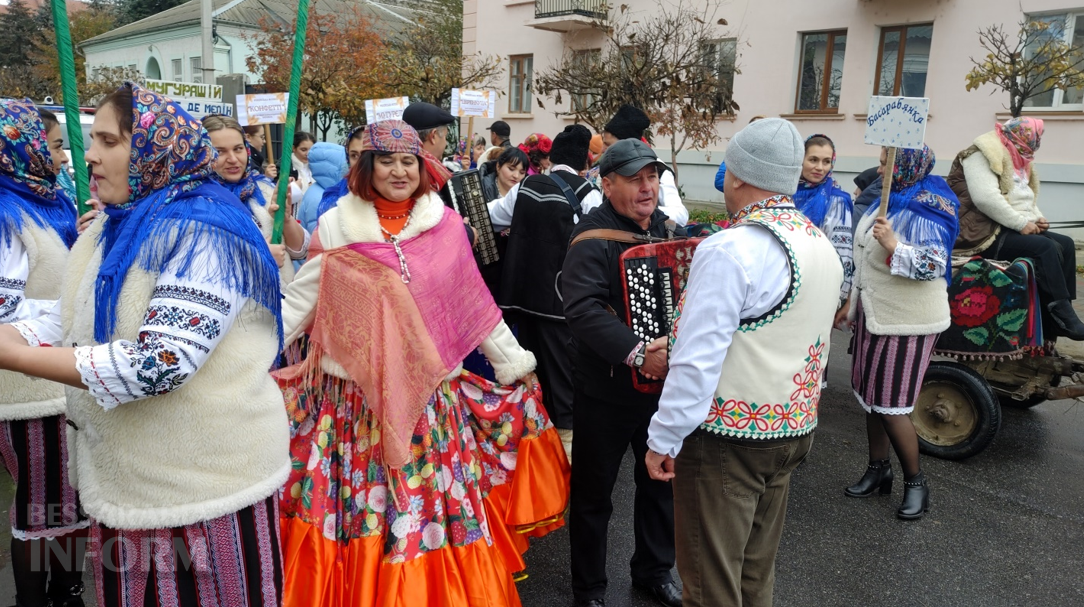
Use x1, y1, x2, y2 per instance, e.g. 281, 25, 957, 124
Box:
95, 83, 281, 345
0, 99, 78, 248
864, 144, 960, 284
794, 133, 852, 229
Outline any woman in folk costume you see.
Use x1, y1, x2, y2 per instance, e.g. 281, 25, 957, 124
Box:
795, 134, 855, 306
0, 99, 87, 607
203, 114, 310, 281
275, 120, 570, 607
948, 117, 1084, 339
518, 132, 552, 176
0, 83, 290, 606
845, 144, 959, 521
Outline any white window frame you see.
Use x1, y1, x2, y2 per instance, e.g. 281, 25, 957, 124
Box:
701, 37, 738, 112
190, 56, 203, 84
171, 58, 183, 82
1023, 11, 1084, 111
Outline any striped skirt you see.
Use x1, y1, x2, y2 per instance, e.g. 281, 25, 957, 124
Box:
90, 495, 283, 607
851, 305, 938, 415
0, 415, 88, 540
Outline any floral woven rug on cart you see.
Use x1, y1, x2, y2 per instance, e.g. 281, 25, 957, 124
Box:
937, 257, 1043, 360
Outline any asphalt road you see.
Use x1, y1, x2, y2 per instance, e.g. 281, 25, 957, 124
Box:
4, 333, 1084, 606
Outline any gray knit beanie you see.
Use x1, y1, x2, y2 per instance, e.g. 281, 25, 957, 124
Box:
724, 118, 803, 194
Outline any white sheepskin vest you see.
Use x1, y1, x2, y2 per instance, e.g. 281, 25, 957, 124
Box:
0, 219, 68, 421
59, 217, 290, 530
853, 211, 950, 336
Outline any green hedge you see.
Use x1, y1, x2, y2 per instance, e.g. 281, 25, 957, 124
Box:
688, 209, 730, 224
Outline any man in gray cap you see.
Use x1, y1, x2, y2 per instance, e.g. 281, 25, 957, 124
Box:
645, 118, 843, 606
562, 138, 685, 607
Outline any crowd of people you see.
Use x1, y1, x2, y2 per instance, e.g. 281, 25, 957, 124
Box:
0, 80, 1077, 607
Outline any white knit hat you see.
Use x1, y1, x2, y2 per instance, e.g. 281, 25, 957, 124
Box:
724, 118, 804, 194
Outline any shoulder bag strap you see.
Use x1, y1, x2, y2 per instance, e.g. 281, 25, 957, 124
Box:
547, 172, 583, 218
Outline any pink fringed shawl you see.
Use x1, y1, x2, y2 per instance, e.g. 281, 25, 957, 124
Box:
296, 207, 501, 468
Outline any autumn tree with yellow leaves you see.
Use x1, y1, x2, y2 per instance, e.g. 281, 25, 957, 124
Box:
965, 17, 1084, 118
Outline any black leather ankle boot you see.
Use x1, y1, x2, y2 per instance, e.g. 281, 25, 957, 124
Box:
47, 580, 84, 607
844, 459, 893, 497
897, 472, 930, 520
1048, 300, 1084, 341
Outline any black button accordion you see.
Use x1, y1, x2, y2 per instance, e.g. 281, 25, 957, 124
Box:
447, 169, 499, 265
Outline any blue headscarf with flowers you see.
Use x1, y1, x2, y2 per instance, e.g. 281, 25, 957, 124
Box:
863, 144, 960, 284
794, 134, 852, 229
0, 99, 78, 248
94, 83, 281, 345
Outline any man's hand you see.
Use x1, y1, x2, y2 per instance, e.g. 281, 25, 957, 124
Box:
645, 449, 675, 482
639, 336, 669, 380
834, 297, 851, 331
872, 217, 899, 253
1036, 218, 1050, 233
1021, 221, 1041, 235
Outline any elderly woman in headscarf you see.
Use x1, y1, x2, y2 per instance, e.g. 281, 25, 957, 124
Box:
0, 83, 289, 606
795, 133, 854, 307
948, 117, 1084, 339
0, 99, 87, 607
845, 145, 959, 522
275, 120, 569, 607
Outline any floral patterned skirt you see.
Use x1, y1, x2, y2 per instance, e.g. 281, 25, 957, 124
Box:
276, 370, 570, 607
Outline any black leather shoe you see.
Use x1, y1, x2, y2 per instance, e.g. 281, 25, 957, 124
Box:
572, 600, 605, 607
1048, 300, 1084, 340
633, 581, 682, 607
897, 471, 930, 520
844, 458, 893, 497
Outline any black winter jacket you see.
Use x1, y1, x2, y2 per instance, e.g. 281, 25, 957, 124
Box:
561, 200, 685, 405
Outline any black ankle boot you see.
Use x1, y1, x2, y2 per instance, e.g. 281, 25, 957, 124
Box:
47, 581, 84, 607
1048, 300, 1084, 340
897, 472, 930, 520
844, 459, 893, 498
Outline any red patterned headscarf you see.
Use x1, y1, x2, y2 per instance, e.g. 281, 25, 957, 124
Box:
995, 117, 1043, 178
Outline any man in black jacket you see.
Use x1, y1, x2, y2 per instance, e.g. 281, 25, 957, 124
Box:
489, 125, 597, 461
562, 139, 684, 607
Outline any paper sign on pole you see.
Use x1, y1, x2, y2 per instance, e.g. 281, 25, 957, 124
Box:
145, 79, 231, 118
863, 96, 930, 149
365, 96, 410, 124
450, 88, 496, 118
235, 93, 290, 126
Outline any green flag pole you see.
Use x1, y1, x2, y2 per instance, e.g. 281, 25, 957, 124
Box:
50, 0, 91, 215
270, 0, 312, 244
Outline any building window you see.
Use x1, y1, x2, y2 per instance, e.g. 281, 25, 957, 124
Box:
1023, 12, 1084, 109
509, 55, 533, 114
795, 30, 848, 112
190, 57, 203, 84
571, 49, 601, 112
172, 59, 183, 82
701, 38, 738, 111
874, 24, 933, 97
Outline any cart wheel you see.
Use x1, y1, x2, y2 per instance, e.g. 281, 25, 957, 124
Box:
912, 362, 1001, 460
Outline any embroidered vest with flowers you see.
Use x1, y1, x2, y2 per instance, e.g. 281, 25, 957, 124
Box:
677, 197, 843, 440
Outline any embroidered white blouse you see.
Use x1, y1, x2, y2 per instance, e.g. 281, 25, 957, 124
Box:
9, 243, 245, 411
0, 236, 58, 323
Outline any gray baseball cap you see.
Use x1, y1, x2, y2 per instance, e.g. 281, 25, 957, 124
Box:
598, 139, 670, 178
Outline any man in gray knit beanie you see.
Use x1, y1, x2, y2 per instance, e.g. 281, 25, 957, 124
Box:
645, 116, 843, 606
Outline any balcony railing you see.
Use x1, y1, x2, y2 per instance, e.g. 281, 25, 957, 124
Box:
535, 0, 607, 20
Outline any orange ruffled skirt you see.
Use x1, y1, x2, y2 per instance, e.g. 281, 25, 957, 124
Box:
277, 370, 570, 607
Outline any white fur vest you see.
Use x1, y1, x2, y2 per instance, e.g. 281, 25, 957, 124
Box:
60, 217, 290, 530
0, 219, 68, 421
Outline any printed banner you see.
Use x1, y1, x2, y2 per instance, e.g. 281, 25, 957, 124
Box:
235, 93, 290, 126
365, 96, 410, 124
450, 88, 496, 118
864, 96, 930, 149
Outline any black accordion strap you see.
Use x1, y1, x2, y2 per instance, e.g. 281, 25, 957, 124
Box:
569, 229, 673, 247
547, 172, 583, 218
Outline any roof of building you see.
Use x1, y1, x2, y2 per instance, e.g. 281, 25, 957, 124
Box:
82, 0, 421, 47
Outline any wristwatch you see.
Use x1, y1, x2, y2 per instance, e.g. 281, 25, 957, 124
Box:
632, 343, 648, 369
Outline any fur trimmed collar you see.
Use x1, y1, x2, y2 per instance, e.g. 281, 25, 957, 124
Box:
334, 191, 445, 244
972, 131, 1040, 196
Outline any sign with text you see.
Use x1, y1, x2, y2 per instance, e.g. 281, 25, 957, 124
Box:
863, 96, 930, 149
145, 79, 223, 103
364, 96, 409, 124
450, 88, 496, 118
235, 93, 290, 126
